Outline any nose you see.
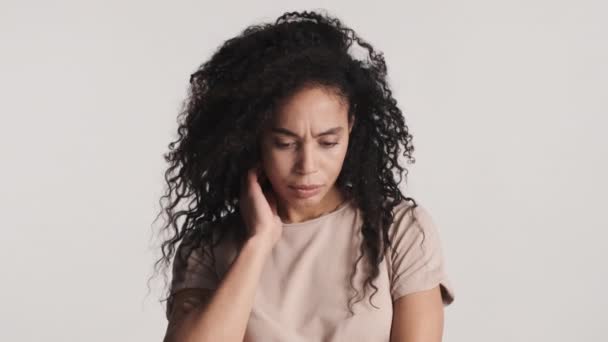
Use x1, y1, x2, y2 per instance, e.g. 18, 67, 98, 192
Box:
295, 142, 317, 175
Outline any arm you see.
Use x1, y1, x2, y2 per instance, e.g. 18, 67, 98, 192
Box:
163, 236, 273, 342
389, 285, 445, 342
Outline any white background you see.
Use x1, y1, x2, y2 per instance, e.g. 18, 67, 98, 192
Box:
1, 1, 606, 341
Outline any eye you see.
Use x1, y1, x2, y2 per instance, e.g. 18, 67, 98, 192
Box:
321, 142, 339, 148
274, 141, 294, 149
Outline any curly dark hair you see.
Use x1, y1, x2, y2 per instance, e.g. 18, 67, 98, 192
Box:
152, 9, 422, 316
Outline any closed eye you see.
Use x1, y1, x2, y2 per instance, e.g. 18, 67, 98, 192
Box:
274, 142, 294, 149
273, 141, 339, 149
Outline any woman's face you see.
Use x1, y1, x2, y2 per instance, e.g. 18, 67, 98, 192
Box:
259, 85, 353, 211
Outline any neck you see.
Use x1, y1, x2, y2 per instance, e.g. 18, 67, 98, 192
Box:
278, 186, 346, 224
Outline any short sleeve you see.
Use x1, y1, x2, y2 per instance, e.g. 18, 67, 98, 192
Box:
388, 203, 455, 306
165, 229, 220, 319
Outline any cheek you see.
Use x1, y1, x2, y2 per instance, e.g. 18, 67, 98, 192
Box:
262, 150, 292, 178
320, 145, 349, 172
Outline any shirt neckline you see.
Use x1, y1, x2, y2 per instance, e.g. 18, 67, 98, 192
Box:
281, 198, 353, 228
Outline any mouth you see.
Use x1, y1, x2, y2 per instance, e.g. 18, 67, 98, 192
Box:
290, 184, 323, 190
289, 184, 324, 198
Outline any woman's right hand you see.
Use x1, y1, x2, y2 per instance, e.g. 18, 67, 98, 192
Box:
238, 165, 283, 248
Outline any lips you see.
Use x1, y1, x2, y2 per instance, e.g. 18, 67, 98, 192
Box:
290, 184, 322, 190
289, 184, 323, 199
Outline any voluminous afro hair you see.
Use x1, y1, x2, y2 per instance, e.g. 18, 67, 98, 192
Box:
153, 9, 421, 316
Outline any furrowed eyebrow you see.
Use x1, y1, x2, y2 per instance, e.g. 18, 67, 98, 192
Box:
270, 126, 343, 138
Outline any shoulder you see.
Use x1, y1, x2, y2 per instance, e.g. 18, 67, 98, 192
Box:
178, 211, 243, 250
388, 199, 437, 239
385, 199, 455, 305
172, 215, 239, 274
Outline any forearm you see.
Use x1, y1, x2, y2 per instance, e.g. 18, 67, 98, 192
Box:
175, 236, 272, 342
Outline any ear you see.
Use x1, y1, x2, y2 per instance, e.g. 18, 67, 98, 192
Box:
348, 116, 355, 134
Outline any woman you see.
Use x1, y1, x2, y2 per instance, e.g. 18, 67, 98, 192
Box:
155, 10, 455, 342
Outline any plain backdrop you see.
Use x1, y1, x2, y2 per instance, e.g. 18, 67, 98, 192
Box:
1, 1, 606, 341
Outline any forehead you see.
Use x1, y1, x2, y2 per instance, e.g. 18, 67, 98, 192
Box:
271, 86, 349, 127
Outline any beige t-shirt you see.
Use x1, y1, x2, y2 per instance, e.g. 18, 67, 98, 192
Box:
166, 199, 455, 341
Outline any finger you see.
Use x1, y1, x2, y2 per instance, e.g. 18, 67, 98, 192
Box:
240, 168, 254, 201
254, 163, 261, 177
266, 189, 278, 216
245, 167, 256, 187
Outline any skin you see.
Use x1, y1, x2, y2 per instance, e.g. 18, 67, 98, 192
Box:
164, 85, 445, 341
258, 85, 354, 224
390, 285, 445, 342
